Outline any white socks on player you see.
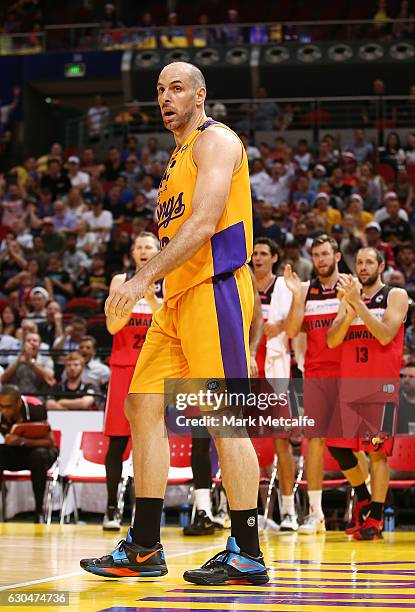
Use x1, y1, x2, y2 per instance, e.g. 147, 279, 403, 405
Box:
194, 488, 213, 519
308, 490, 324, 518
281, 494, 295, 516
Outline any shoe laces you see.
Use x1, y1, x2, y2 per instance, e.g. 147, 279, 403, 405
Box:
202, 550, 230, 569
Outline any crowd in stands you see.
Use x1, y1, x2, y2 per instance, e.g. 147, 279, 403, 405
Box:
0, 117, 415, 400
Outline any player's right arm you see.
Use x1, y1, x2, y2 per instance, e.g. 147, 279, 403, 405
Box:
284, 264, 308, 338
106, 273, 131, 334
327, 298, 356, 348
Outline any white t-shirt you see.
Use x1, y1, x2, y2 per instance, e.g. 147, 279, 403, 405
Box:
70, 171, 90, 190
374, 207, 409, 223
83, 210, 113, 242
266, 276, 292, 356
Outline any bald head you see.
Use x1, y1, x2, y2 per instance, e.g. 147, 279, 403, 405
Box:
159, 62, 206, 91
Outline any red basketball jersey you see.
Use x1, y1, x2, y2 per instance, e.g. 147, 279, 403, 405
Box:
303, 278, 342, 378
340, 285, 404, 379
109, 279, 163, 367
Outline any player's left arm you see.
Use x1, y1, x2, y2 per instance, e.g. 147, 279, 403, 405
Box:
106, 128, 242, 318
248, 266, 263, 377
347, 287, 409, 346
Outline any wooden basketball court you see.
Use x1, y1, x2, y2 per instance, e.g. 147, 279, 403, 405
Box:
1, 523, 415, 611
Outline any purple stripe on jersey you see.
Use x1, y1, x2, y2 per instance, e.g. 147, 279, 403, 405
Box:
212, 272, 248, 378
211, 222, 247, 276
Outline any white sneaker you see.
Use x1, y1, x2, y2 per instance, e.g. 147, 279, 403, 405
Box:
298, 514, 326, 535
258, 514, 280, 532
212, 510, 231, 529
280, 513, 299, 532
102, 511, 121, 531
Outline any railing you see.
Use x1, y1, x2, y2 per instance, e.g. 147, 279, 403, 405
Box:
1, 18, 414, 55
64, 96, 415, 150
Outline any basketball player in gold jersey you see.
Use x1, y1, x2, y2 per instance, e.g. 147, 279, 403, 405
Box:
80, 62, 269, 586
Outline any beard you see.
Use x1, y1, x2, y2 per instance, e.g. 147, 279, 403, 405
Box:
316, 260, 336, 278
358, 270, 379, 287
162, 108, 193, 132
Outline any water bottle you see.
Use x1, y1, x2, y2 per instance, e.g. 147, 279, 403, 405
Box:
179, 504, 190, 527
384, 507, 395, 532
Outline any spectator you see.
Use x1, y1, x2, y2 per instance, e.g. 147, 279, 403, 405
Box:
140, 175, 158, 210
393, 0, 415, 40
31, 235, 49, 274
294, 139, 312, 173
352, 176, 379, 212
404, 311, 415, 357
337, 225, 362, 274
80, 147, 101, 177
373, 0, 392, 35
0, 233, 27, 290
62, 232, 89, 282
315, 139, 337, 175
160, 12, 188, 47
329, 167, 352, 202
67, 156, 90, 192
87, 95, 110, 141
1, 305, 21, 338
394, 169, 414, 213
239, 133, 261, 163
78, 253, 109, 301
82, 198, 113, 245
46, 352, 96, 411
363, 221, 396, 269
1, 332, 54, 394
374, 190, 409, 223
4, 259, 43, 308
121, 155, 142, 192
26, 286, 48, 326
1, 182, 25, 227
38, 300, 63, 348
398, 244, 415, 292
254, 87, 280, 131
378, 131, 406, 171
105, 230, 130, 276
193, 13, 217, 47
77, 336, 110, 391
101, 2, 123, 28
10, 218, 33, 252
345, 129, 374, 164
76, 220, 96, 257
141, 137, 169, 166
0, 384, 58, 522
40, 159, 71, 200
405, 132, 415, 165
397, 361, 415, 435
66, 187, 88, 222
313, 192, 342, 230
32, 188, 54, 220
292, 176, 316, 208
0, 317, 20, 368
222, 8, 243, 45
103, 146, 125, 182
0, 87, 20, 132
51, 199, 77, 234
253, 200, 286, 246
346, 194, 374, 233
255, 161, 294, 208
40, 218, 66, 254
309, 164, 327, 193
44, 252, 74, 307
53, 316, 87, 355
379, 194, 413, 244
282, 239, 313, 281
250, 158, 270, 195
115, 100, 150, 132
127, 192, 153, 223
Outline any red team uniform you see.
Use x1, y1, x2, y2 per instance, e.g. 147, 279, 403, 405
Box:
104, 279, 163, 437
256, 276, 276, 378
329, 285, 404, 454
302, 278, 342, 436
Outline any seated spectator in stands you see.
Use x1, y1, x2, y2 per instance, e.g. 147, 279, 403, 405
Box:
293, 176, 316, 208
140, 174, 158, 210
76, 220, 96, 258
31, 235, 49, 274
1, 182, 25, 227
46, 352, 96, 411
5, 259, 44, 309
398, 244, 415, 293
121, 155, 143, 192
10, 218, 33, 252
105, 230, 130, 276
309, 164, 327, 193
294, 139, 312, 173
115, 100, 150, 132
87, 95, 110, 141
282, 240, 313, 281
254, 86, 280, 131
80, 147, 102, 177
0, 384, 59, 522
44, 252, 74, 307
82, 198, 113, 246
78, 253, 109, 302
40, 217, 66, 254
329, 167, 352, 202
1, 332, 54, 393
141, 137, 169, 167
53, 316, 87, 364
345, 129, 374, 164
379, 194, 413, 244
114, 176, 135, 206
378, 131, 406, 171
0, 233, 27, 292
103, 184, 126, 222
374, 191, 409, 223
346, 194, 374, 234
253, 200, 286, 247
239, 133, 261, 164
249, 24, 268, 44
1, 305, 20, 338
38, 300, 63, 348
405, 132, 415, 165
26, 287, 48, 326
0, 317, 20, 368
363, 222, 396, 269
127, 192, 153, 223
50, 199, 77, 234
255, 161, 294, 208
352, 176, 379, 212
14, 319, 49, 352
249, 158, 269, 196
160, 12, 188, 47
121, 135, 141, 162
62, 233, 89, 283
338, 223, 363, 274
193, 13, 218, 47
131, 217, 148, 242
222, 8, 243, 45
77, 336, 110, 391
315, 139, 337, 175
397, 362, 415, 435
313, 192, 342, 231
293, 221, 313, 259
36, 142, 63, 174
100, 2, 123, 28
67, 156, 90, 192
40, 159, 71, 200
28, 188, 54, 225
66, 187, 88, 222
103, 146, 125, 182
339, 151, 358, 188
394, 169, 414, 213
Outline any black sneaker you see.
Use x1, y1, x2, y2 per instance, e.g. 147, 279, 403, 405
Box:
183, 510, 215, 536
183, 536, 269, 585
80, 528, 168, 578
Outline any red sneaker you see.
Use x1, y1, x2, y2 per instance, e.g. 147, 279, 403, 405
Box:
353, 516, 383, 541
345, 499, 371, 535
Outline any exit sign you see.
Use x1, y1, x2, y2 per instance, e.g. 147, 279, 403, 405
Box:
64, 62, 86, 78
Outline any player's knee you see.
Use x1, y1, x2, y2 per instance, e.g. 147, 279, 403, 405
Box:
124, 395, 138, 424
328, 446, 358, 471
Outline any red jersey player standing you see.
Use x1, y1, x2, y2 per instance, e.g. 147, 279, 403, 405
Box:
103, 232, 162, 530
327, 247, 408, 540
